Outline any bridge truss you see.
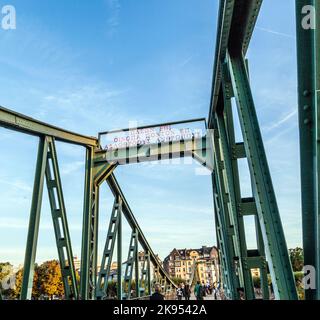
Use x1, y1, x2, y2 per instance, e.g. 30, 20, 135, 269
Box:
0, 0, 319, 300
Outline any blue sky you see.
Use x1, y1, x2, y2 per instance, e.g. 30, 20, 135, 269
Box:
0, 0, 302, 266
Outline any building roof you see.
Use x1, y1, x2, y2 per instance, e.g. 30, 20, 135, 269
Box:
163, 246, 218, 263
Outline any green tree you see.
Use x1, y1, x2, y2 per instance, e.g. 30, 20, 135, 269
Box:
289, 247, 304, 272
171, 277, 185, 286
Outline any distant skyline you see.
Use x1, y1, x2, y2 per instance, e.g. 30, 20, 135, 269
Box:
0, 0, 302, 266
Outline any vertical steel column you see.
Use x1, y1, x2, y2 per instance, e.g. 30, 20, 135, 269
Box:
216, 111, 255, 299
92, 163, 117, 298
220, 60, 269, 299
92, 184, 100, 296
213, 180, 232, 298
80, 146, 94, 300
314, 0, 320, 299
147, 252, 152, 295
96, 199, 121, 298
255, 215, 270, 300
123, 230, 138, 299
21, 136, 48, 300
296, 0, 319, 300
139, 253, 147, 296
134, 229, 140, 298
212, 127, 240, 299
222, 63, 256, 298
214, 199, 227, 290
117, 197, 122, 300
228, 53, 298, 300
45, 137, 78, 299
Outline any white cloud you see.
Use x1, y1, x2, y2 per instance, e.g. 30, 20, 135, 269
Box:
264, 109, 298, 132
0, 178, 32, 193
61, 160, 84, 175
256, 26, 296, 40
106, 0, 121, 36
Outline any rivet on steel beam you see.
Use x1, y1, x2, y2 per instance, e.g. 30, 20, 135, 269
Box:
303, 105, 310, 111
303, 90, 310, 97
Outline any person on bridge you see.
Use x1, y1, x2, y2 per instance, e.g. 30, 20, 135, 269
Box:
194, 281, 204, 300
176, 284, 184, 301
201, 281, 207, 298
150, 284, 164, 301
184, 284, 191, 300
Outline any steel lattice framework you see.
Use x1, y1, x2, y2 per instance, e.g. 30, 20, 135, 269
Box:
0, 0, 319, 300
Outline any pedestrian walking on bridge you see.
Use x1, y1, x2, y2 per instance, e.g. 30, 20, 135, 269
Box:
194, 281, 204, 300
176, 284, 183, 301
184, 284, 191, 300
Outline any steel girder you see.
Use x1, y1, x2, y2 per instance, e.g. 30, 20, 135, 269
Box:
227, 54, 297, 299
21, 137, 78, 300
208, 0, 297, 300
45, 137, 79, 299
295, 0, 320, 300
79, 147, 95, 300
106, 174, 177, 290
80, 151, 117, 300
123, 229, 139, 300
209, 0, 263, 128
96, 137, 213, 172
220, 61, 270, 300
96, 198, 122, 299
73, 145, 177, 300
0, 0, 309, 301
212, 130, 240, 300
0, 106, 97, 147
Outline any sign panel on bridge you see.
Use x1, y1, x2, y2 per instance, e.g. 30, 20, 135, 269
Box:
99, 119, 207, 151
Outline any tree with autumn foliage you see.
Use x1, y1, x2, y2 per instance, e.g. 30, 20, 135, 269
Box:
7, 260, 65, 300
35, 260, 64, 299
8, 265, 40, 299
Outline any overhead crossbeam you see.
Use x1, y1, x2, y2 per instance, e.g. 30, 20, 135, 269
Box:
95, 137, 213, 171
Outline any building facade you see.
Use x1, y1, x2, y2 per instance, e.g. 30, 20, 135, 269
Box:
163, 246, 219, 285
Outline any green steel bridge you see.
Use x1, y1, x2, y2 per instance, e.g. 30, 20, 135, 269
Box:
0, 0, 319, 300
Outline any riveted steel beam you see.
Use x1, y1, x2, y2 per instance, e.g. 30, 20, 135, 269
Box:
212, 126, 240, 299
227, 53, 297, 300
209, 0, 263, 127
0, 106, 97, 147
296, 0, 320, 300
96, 198, 122, 299
45, 137, 78, 300
80, 147, 95, 300
96, 137, 213, 172
20, 137, 49, 300
106, 174, 177, 290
